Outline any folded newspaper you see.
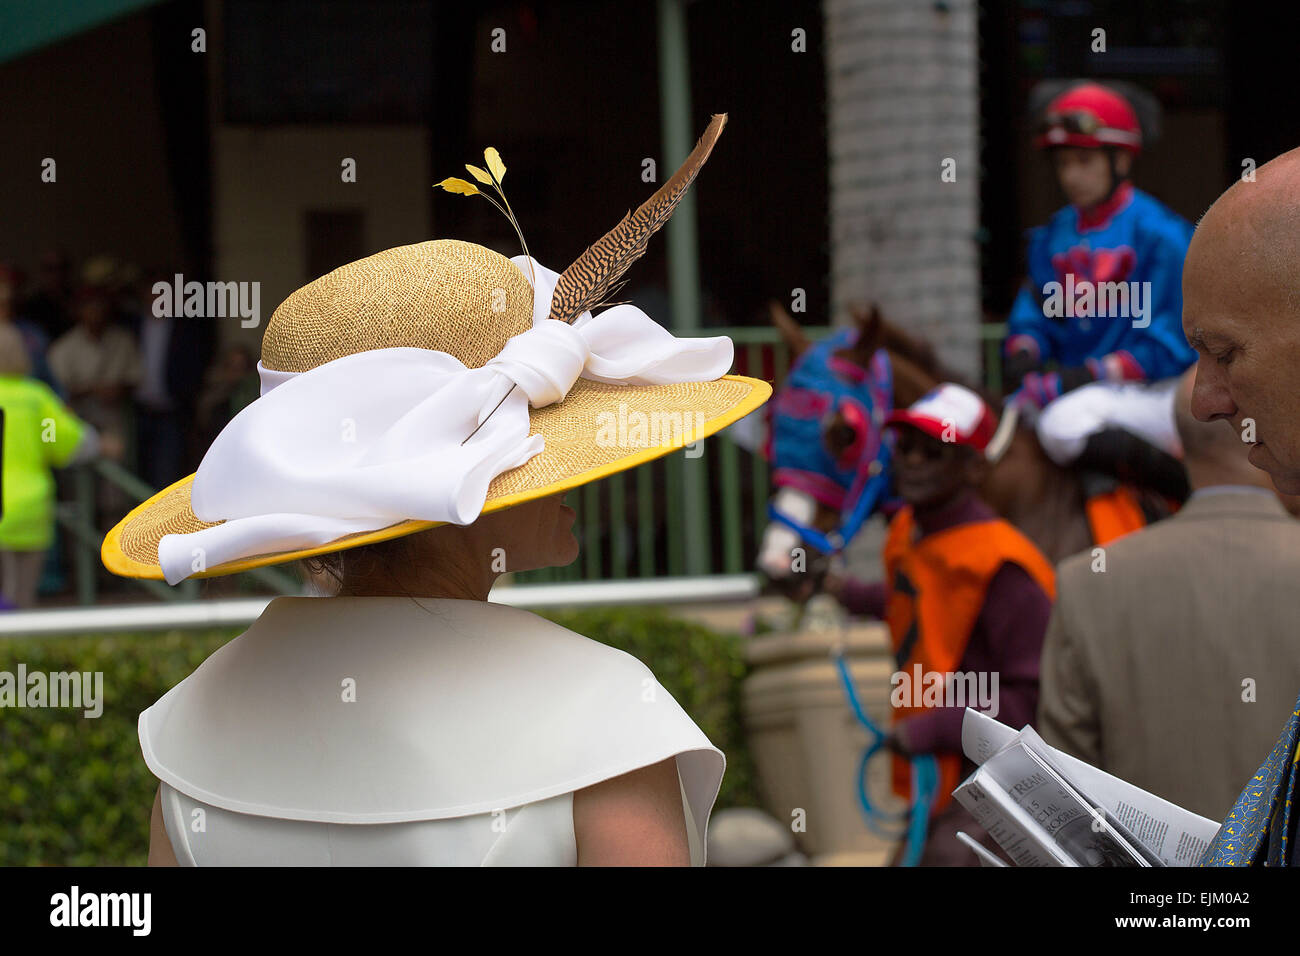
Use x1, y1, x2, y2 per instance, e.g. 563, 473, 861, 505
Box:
952, 709, 1221, 867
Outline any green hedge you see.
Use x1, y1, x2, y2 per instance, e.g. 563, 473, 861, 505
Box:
0, 605, 758, 865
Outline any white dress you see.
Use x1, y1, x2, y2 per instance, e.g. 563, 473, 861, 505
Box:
140, 596, 726, 866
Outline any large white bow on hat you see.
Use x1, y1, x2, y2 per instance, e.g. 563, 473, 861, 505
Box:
157, 256, 732, 585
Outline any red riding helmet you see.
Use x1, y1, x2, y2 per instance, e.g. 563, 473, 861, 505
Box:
1034, 82, 1142, 155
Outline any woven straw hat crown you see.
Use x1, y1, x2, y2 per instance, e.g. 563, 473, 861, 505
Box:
260, 239, 535, 374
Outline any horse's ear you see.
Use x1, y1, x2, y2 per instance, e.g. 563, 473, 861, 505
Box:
835, 302, 882, 369
851, 303, 884, 351
768, 300, 810, 360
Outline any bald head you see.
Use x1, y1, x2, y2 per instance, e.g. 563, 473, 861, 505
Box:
1183, 147, 1300, 494
1198, 146, 1300, 227
1190, 149, 1300, 321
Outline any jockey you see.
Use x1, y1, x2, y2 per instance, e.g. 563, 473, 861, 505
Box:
823, 384, 1055, 865
1004, 81, 1195, 500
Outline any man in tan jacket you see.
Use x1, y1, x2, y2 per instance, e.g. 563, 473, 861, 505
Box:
1037, 367, 1300, 821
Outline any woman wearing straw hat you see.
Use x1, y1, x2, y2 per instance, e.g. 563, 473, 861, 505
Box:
102, 115, 770, 866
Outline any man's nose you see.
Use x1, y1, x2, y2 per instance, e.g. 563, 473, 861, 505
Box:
1190, 360, 1235, 422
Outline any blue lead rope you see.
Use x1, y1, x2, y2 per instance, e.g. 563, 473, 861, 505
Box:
763, 388, 936, 862
832, 649, 938, 866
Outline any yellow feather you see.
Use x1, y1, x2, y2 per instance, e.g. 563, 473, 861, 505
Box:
464, 164, 494, 185
485, 147, 506, 183
437, 177, 479, 196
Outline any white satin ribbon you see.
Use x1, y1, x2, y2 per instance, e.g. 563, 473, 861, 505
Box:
156, 256, 733, 585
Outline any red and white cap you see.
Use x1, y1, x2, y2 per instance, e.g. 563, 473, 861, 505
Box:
884, 383, 998, 453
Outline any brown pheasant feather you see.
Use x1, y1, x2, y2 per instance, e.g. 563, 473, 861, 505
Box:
547, 112, 728, 323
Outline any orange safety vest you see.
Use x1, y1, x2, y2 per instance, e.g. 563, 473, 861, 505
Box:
1085, 485, 1147, 546
881, 505, 1056, 814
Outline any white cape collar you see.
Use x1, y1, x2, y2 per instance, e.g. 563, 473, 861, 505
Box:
140, 596, 723, 858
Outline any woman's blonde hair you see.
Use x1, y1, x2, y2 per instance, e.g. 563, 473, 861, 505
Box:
0, 322, 32, 377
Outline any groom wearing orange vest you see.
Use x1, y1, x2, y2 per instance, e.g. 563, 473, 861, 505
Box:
828, 384, 1056, 865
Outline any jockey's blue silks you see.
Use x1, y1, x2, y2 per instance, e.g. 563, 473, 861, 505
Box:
1005, 183, 1195, 383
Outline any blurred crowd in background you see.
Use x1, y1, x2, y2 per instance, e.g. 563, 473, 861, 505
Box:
0, 252, 259, 606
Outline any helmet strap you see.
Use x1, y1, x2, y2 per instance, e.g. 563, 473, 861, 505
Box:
1101, 147, 1130, 204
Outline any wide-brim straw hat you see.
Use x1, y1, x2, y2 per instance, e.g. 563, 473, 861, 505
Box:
102, 114, 770, 582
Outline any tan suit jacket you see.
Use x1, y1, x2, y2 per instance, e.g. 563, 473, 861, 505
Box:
1039, 489, 1300, 821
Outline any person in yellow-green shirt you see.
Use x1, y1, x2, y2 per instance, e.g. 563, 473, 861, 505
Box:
0, 322, 102, 608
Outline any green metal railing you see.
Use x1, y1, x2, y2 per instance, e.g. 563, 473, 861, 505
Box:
56, 458, 301, 605
51, 323, 1009, 601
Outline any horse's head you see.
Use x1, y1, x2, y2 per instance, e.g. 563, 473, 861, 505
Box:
757, 303, 933, 588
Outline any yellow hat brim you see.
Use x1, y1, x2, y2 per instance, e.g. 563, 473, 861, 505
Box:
101, 374, 771, 581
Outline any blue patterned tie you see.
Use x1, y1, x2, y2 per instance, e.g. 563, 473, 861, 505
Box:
1200, 690, 1300, 867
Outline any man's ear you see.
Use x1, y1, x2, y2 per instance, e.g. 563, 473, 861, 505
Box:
1115, 151, 1133, 178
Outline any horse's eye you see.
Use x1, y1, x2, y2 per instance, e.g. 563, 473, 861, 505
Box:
826, 401, 870, 470
827, 422, 856, 448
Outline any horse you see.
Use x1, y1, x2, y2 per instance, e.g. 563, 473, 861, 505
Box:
757, 301, 1178, 589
